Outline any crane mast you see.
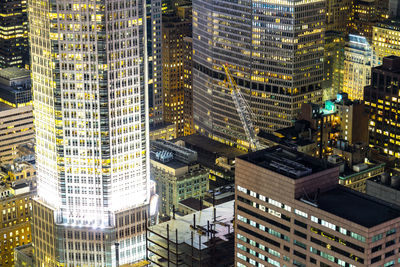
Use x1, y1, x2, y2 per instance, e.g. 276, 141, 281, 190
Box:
223, 64, 260, 151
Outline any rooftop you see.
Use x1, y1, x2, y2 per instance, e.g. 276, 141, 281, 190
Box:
179, 197, 202, 211
175, 134, 246, 159
239, 146, 329, 179
0, 67, 30, 81
148, 200, 234, 248
316, 186, 400, 228
0, 102, 12, 111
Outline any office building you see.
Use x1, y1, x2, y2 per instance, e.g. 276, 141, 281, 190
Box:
0, 0, 29, 69
235, 146, 400, 267
147, 0, 163, 125
0, 68, 33, 164
146, 200, 234, 266
326, 0, 352, 33
364, 56, 400, 160
183, 36, 194, 136
350, 0, 389, 39
150, 139, 208, 219
322, 32, 345, 101
343, 35, 373, 100
0, 182, 32, 267
162, 10, 191, 136
372, 20, 400, 66
149, 122, 177, 141
192, 0, 324, 149
28, 0, 151, 265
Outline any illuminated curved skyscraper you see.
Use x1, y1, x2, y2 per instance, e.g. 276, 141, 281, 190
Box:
28, 0, 152, 265
193, 0, 325, 150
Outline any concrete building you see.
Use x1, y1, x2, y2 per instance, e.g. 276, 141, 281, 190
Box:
0, 68, 33, 164
175, 134, 246, 186
343, 34, 373, 100
28, 0, 151, 265
364, 56, 400, 160
146, 200, 234, 267
162, 10, 192, 136
372, 20, 400, 66
235, 146, 400, 267
151, 139, 208, 220
192, 0, 324, 149
0, 182, 32, 267
0, 0, 29, 68
147, 0, 163, 126
149, 122, 177, 141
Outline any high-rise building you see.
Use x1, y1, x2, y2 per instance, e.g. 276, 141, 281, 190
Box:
372, 20, 400, 66
183, 36, 194, 136
326, 0, 352, 33
343, 34, 373, 100
322, 31, 345, 101
0, 0, 29, 69
192, 0, 324, 150
28, 0, 151, 266
147, 0, 163, 126
364, 56, 400, 160
350, 0, 389, 39
162, 9, 191, 137
235, 146, 400, 267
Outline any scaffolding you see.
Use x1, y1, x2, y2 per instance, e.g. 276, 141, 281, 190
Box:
146, 201, 234, 267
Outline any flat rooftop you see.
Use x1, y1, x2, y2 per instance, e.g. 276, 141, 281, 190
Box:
150, 155, 187, 169
316, 187, 400, 228
148, 200, 234, 249
239, 146, 328, 179
175, 134, 246, 159
0, 102, 12, 111
0, 67, 30, 81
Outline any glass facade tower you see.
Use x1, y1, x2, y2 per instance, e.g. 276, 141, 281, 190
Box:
28, 0, 150, 265
193, 0, 324, 149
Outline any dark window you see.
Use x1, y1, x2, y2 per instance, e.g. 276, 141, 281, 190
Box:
284, 245, 290, 252
371, 244, 382, 253
310, 257, 317, 264
294, 230, 307, 239
385, 250, 395, 258
294, 219, 307, 229
294, 249, 306, 260
386, 239, 395, 248
371, 255, 381, 264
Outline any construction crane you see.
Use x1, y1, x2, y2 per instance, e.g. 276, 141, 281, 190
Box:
223, 64, 261, 151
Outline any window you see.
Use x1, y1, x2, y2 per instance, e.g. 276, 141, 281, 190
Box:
372, 233, 383, 242
387, 228, 396, 237
372, 244, 382, 253
311, 216, 318, 223
294, 209, 308, 218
